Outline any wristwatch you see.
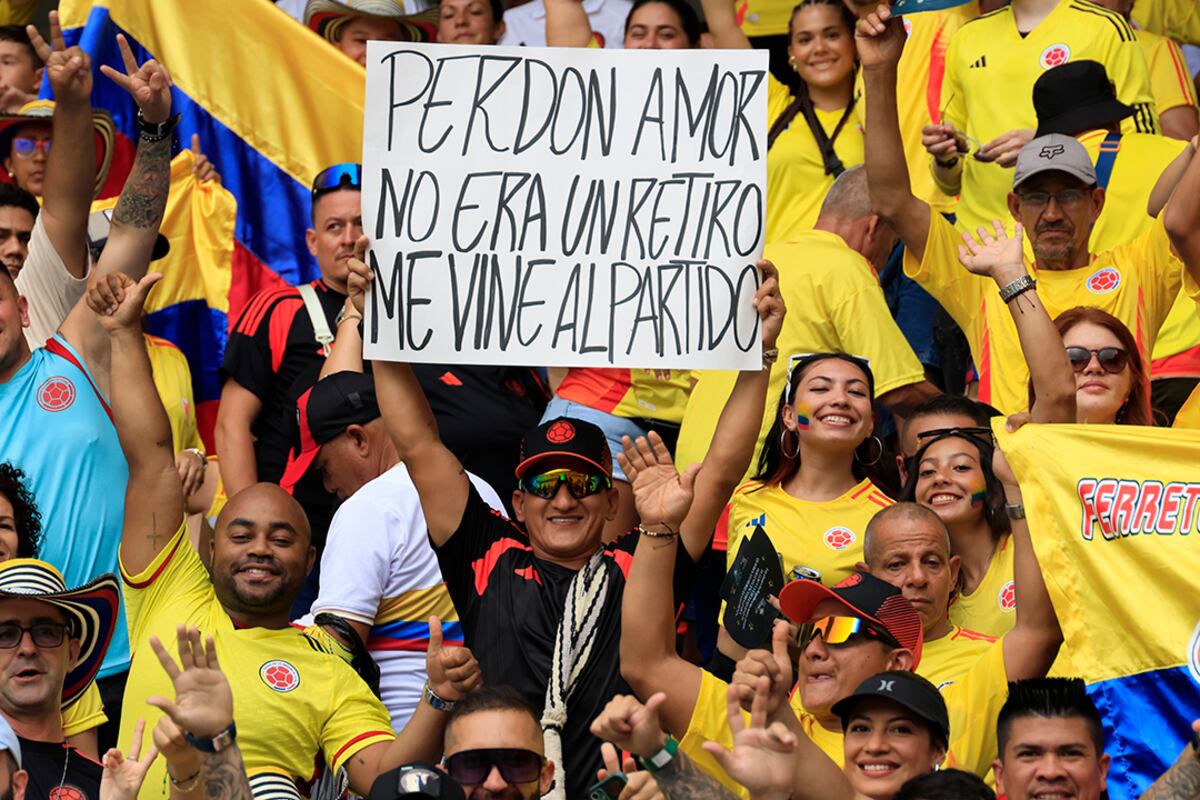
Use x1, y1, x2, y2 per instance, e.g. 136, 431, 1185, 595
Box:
335, 305, 363, 328
637, 736, 679, 773
186, 722, 237, 753
184, 447, 207, 472
998, 274, 1037, 304
1005, 502, 1026, 520
423, 682, 455, 712
137, 110, 179, 142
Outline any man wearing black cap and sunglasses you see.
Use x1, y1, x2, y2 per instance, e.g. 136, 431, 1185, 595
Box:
218, 162, 362, 611
348, 240, 786, 799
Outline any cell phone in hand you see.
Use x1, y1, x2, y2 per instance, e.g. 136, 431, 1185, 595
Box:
587, 772, 627, 799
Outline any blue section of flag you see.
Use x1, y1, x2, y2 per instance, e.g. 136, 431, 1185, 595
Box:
59, 7, 317, 285
370, 618, 465, 644
144, 300, 228, 404
1088, 666, 1200, 799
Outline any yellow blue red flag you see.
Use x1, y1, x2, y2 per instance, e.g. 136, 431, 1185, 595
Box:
56, 0, 364, 445
998, 423, 1200, 799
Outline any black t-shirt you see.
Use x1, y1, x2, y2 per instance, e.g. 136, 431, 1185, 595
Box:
19, 737, 101, 800
221, 280, 345, 484
437, 487, 696, 799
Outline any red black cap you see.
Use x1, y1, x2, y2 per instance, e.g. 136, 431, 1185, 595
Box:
281, 371, 380, 493
779, 572, 924, 668
515, 417, 612, 479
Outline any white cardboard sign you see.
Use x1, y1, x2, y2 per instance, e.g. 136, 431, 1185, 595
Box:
361, 42, 768, 368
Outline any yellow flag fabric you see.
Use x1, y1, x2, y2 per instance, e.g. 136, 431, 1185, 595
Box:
996, 422, 1200, 799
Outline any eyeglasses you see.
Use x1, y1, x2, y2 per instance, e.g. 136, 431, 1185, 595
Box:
520, 468, 611, 500
797, 616, 900, 651
11, 137, 50, 158
311, 163, 362, 198
443, 748, 544, 785
1016, 188, 1090, 210
1066, 346, 1128, 374
0, 621, 70, 649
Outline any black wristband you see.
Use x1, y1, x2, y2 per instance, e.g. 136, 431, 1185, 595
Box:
186, 722, 236, 753
705, 650, 738, 683
137, 110, 179, 142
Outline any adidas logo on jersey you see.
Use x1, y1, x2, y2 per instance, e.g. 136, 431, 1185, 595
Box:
969, 55, 988, 68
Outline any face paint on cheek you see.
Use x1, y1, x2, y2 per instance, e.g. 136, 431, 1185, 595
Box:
796, 403, 812, 431
970, 482, 987, 507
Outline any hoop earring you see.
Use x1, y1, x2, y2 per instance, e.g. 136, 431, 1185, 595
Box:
854, 434, 883, 467
781, 428, 800, 461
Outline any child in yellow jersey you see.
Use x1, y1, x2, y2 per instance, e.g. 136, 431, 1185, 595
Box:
700, 0, 862, 242
714, 353, 891, 663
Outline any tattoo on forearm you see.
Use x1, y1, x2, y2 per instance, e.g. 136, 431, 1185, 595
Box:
654, 752, 741, 800
1141, 757, 1200, 800
112, 134, 170, 230
199, 746, 253, 800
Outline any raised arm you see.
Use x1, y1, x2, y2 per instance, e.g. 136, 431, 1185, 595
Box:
90, 270, 185, 575
698, 0, 751, 50
348, 237, 468, 545
1139, 721, 1200, 800
320, 298, 364, 378
994, 445, 1062, 680
544, 0, 594, 47
28, 12, 94, 279
58, 39, 173, 396
679, 260, 784, 560
1162, 134, 1200, 286
858, 6, 933, 262
956, 221, 1076, 423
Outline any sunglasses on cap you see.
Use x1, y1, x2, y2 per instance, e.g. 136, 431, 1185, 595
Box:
443, 748, 544, 785
11, 136, 50, 158
311, 163, 362, 198
1066, 346, 1128, 374
798, 616, 900, 651
520, 468, 611, 500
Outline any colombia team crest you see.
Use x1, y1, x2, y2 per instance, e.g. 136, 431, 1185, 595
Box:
997, 580, 1016, 612
1039, 43, 1071, 69
1086, 267, 1122, 294
260, 659, 300, 692
37, 376, 76, 412
823, 527, 856, 551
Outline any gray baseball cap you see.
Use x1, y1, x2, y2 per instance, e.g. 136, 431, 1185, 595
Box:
0, 716, 21, 768
1012, 134, 1097, 190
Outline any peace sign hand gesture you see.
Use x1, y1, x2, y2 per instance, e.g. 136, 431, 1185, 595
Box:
28, 11, 92, 106
99, 33, 173, 123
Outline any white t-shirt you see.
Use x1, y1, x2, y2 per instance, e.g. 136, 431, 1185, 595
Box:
310, 463, 505, 729
500, 0, 633, 48
15, 216, 90, 349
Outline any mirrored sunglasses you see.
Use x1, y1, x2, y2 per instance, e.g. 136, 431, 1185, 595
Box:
11, 136, 50, 158
797, 615, 899, 650
520, 468, 611, 500
311, 162, 362, 197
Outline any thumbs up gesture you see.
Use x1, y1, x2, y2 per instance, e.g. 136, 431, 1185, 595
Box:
425, 616, 483, 703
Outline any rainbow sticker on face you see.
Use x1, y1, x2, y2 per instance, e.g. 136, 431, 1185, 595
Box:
795, 403, 812, 430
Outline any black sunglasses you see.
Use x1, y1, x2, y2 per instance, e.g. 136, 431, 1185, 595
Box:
311, 163, 362, 198
914, 426, 994, 444
1066, 346, 1128, 374
443, 748, 544, 785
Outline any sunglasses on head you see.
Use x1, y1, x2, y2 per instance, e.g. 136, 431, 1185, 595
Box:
443, 748, 544, 785
914, 426, 994, 447
11, 136, 50, 158
311, 163, 362, 198
1066, 346, 1128, 374
797, 615, 900, 650
521, 468, 611, 499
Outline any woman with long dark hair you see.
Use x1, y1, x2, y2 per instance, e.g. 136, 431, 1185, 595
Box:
715, 353, 892, 661
703, 0, 861, 240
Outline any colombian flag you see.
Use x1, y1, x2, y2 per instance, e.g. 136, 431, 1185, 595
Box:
57, 0, 365, 445
998, 423, 1200, 799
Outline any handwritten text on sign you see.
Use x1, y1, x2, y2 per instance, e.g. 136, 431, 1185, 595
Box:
362, 43, 768, 368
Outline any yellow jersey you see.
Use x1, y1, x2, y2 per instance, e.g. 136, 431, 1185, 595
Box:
62, 684, 105, 739
948, 535, 1017, 638
918, 625, 998, 690
1132, 0, 1200, 46
765, 76, 865, 243
145, 334, 204, 455
120, 522, 395, 798
905, 212, 1187, 413
1174, 383, 1200, 428
943, 0, 1158, 238
856, 4, 980, 213
723, 480, 893, 584
736, 0, 791, 37
680, 670, 844, 797
1139, 28, 1199, 118
555, 369, 695, 424
674, 231, 926, 472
